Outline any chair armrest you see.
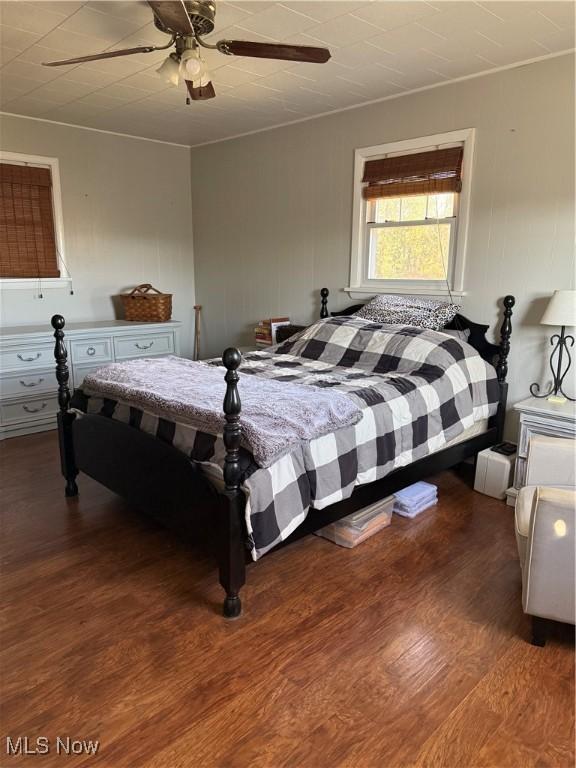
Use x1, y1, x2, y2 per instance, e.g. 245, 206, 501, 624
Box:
525, 435, 576, 488
523, 487, 576, 624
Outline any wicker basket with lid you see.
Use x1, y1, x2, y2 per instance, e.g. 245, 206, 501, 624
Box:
120, 284, 172, 322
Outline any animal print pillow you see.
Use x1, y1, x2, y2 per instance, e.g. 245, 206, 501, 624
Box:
353, 294, 460, 331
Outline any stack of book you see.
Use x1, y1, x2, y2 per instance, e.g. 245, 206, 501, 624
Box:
393, 481, 437, 518
254, 317, 290, 347
315, 495, 395, 548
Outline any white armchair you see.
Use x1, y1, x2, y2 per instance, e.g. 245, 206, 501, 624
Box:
515, 434, 576, 646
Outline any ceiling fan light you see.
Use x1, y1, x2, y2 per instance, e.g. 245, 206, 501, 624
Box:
180, 48, 205, 79
157, 52, 180, 87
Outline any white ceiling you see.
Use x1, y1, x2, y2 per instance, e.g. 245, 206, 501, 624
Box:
0, 1, 574, 146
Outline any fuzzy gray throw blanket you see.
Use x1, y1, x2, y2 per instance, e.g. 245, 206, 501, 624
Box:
82, 355, 361, 468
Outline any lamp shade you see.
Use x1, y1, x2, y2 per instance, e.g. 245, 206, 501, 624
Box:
156, 53, 180, 87
540, 290, 576, 327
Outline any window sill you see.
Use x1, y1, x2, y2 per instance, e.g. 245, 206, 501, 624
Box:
0, 277, 72, 290
345, 285, 467, 299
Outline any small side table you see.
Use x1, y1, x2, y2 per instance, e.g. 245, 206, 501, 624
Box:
507, 397, 576, 505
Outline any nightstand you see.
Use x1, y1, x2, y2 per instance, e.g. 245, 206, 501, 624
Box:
507, 397, 576, 505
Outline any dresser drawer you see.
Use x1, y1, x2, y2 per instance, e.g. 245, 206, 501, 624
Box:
0, 368, 56, 400
114, 333, 174, 360
0, 395, 58, 425
70, 338, 112, 365
518, 414, 576, 458
0, 343, 54, 372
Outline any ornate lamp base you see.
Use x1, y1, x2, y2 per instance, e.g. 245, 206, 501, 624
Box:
530, 325, 575, 402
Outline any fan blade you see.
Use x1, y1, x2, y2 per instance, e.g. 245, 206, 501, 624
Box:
43, 46, 156, 66
218, 40, 330, 63
186, 79, 216, 101
148, 0, 193, 35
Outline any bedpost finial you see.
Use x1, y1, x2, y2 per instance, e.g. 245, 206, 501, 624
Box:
52, 313, 70, 410
222, 347, 242, 493
320, 287, 329, 319
222, 348, 242, 420
496, 295, 515, 383
51, 314, 78, 497
222, 347, 242, 372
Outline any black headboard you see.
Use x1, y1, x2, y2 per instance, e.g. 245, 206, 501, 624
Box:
319, 288, 515, 383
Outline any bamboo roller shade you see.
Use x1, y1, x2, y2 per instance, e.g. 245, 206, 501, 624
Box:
362, 147, 463, 200
0, 162, 60, 278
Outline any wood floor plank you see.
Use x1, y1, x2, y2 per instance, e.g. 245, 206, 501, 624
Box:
0, 431, 573, 768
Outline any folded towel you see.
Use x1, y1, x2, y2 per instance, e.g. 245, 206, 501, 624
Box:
393, 481, 438, 518
395, 490, 437, 512
394, 497, 438, 518
394, 481, 437, 506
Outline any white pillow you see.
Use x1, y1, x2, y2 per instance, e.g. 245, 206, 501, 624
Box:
354, 294, 460, 331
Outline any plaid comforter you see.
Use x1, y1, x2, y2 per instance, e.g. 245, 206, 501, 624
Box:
73, 316, 500, 560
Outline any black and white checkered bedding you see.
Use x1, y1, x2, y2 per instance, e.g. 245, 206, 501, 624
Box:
72, 316, 500, 561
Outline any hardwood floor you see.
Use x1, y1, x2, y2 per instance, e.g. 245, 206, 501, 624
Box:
0, 431, 573, 768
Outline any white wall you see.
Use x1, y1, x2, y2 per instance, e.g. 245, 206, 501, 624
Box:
0, 115, 196, 355
190, 54, 575, 435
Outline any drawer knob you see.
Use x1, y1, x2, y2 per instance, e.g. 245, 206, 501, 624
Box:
86, 346, 96, 356
17, 352, 41, 362
135, 341, 154, 350
23, 402, 47, 414
20, 378, 44, 388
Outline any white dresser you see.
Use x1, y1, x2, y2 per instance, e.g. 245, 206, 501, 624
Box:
0, 320, 181, 440
507, 396, 576, 504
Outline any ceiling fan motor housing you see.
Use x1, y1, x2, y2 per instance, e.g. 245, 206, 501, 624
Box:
153, 0, 216, 36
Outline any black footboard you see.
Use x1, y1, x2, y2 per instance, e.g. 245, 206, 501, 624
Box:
73, 413, 222, 529
51, 315, 248, 618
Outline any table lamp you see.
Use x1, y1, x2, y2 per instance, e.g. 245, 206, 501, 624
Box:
530, 289, 576, 403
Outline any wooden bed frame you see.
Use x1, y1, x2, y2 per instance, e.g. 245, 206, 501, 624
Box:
51, 289, 515, 618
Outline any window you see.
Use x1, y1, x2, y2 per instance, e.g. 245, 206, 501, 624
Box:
0, 152, 68, 287
366, 192, 456, 282
349, 130, 474, 297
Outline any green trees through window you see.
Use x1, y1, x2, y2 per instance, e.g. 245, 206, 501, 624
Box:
367, 193, 456, 282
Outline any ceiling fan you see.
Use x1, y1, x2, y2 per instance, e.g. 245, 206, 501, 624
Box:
42, 0, 331, 102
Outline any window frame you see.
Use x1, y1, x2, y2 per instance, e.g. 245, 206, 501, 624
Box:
0, 150, 71, 290
348, 128, 475, 298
